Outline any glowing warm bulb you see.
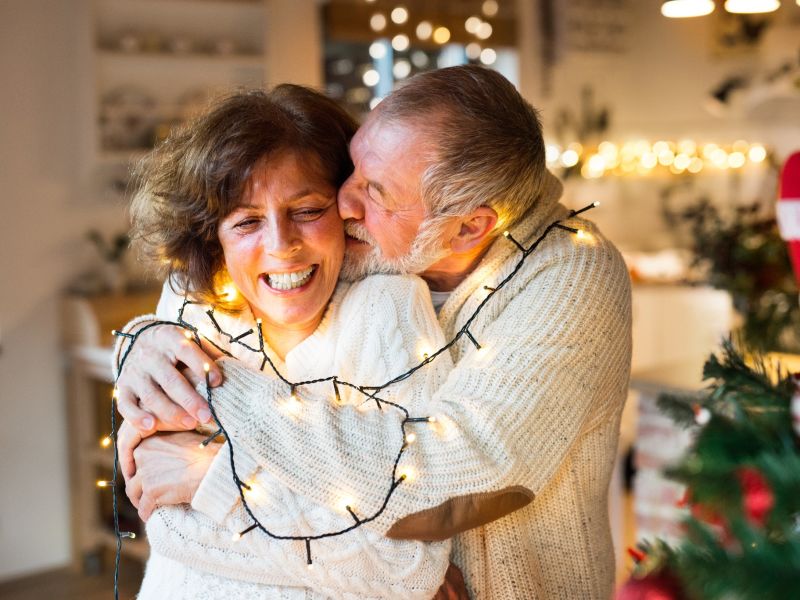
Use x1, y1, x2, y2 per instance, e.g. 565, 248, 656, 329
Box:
96, 480, 112, 488
221, 283, 238, 302
369, 41, 387, 59
100, 436, 112, 448
391, 34, 410, 52
482, 0, 499, 17
231, 532, 242, 542
479, 47, 497, 65
362, 69, 380, 87
465, 42, 482, 60
560, 149, 579, 167
391, 6, 409, 24
728, 151, 746, 168
576, 230, 587, 240
416, 21, 433, 40
724, 0, 780, 13
661, 0, 715, 18
748, 144, 766, 163
465, 16, 482, 34
184, 330, 194, 339
203, 362, 210, 373
398, 466, 416, 482
428, 416, 438, 423
405, 432, 417, 444
432, 26, 451, 44
370, 13, 387, 31
337, 495, 356, 513
476, 22, 493, 40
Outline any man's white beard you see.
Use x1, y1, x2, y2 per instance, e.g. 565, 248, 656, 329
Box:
339, 218, 451, 281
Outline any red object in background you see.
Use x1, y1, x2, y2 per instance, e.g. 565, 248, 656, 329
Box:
616, 571, 686, 600
737, 466, 775, 527
777, 152, 800, 287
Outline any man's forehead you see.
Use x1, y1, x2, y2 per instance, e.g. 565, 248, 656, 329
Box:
351, 115, 430, 165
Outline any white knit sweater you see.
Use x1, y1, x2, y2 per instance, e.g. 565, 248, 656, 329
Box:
173, 192, 633, 598
130, 275, 453, 599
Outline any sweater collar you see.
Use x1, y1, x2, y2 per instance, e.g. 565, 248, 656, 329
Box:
436, 170, 565, 335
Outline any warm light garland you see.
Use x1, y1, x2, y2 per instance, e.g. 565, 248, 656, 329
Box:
545, 139, 769, 178
106, 202, 599, 599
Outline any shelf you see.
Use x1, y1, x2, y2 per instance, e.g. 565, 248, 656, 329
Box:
97, 50, 264, 69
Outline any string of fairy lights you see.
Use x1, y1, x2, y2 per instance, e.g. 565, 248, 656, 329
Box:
104, 201, 599, 599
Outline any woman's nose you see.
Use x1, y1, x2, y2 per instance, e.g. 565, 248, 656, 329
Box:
337, 176, 364, 221
264, 217, 301, 257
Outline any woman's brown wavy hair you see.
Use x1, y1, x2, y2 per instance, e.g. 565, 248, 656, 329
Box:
130, 85, 358, 308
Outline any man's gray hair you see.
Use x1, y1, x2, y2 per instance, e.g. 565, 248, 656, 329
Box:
375, 65, 547, 231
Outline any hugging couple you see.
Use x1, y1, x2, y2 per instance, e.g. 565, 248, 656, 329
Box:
113, 65, 632, 599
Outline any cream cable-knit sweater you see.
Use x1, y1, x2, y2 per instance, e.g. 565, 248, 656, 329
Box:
174, 192, 633, 598
123, 275, 453, 599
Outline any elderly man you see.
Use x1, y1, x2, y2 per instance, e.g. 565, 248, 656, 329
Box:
116, 65, 631, 598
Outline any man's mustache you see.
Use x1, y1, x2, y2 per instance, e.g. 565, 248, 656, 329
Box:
344, 221, 377, 246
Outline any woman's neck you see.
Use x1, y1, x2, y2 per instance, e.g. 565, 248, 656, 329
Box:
253, 312, 323, 361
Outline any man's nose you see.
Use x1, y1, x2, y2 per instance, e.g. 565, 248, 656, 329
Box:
337, 176, 364, 221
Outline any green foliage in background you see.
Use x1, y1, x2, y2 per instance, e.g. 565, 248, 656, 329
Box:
628, 341, 800, 600
666, 198, 800, 353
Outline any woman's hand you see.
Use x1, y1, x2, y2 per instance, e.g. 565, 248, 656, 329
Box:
126, 431, 221, 522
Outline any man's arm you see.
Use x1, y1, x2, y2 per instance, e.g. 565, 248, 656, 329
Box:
198, 234, 632, 539
113, 278, 223, 436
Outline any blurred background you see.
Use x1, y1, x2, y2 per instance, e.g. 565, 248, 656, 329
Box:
1, 0, 799, 597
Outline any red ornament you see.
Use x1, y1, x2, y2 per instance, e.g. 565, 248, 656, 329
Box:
776, 151, 800, 287
616, 571, 685, 600
737, 466, 774, 527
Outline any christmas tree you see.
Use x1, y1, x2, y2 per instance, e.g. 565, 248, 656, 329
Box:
618, 340, 800, 600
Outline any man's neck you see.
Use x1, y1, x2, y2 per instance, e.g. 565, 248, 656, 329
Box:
420, 236, 496, 292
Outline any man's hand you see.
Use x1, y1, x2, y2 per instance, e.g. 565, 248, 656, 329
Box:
116, 323, 223, 432
126, 431, 221, 522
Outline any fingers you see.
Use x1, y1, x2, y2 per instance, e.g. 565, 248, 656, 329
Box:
148, 351, 212, 425
116, 387, 155, 433
175, 335, 223, 388
118, 422, 144, 481
127, 471, 142, 510
138, 377, 197, 431
138, 493, 157, 522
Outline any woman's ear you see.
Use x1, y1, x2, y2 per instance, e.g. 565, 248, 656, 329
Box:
448, 207, 499, 254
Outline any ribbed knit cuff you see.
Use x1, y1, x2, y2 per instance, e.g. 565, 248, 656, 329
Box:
191, 428, 260, 524
111, 313, 160, 379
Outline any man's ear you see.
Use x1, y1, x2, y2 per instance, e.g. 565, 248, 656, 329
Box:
448, 206, 498, 254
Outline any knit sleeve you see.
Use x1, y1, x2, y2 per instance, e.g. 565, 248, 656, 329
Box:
144, 275, 453, 599
203, 236, 632, 538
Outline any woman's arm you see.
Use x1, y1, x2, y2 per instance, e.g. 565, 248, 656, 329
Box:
135, 275, 456, 598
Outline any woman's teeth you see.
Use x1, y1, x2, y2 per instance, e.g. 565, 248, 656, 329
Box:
266, 266, 315, 290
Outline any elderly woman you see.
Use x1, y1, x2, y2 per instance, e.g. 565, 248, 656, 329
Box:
116, 86, 454, 599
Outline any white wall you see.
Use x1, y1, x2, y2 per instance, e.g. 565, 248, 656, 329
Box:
0, 0, 126, 580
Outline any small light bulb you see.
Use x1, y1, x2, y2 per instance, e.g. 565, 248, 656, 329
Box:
100, 436, 112, 448
503, 230, 510, 237
593, 201, 601, 207
120, 531, 136, 539
184, 330, 194, 339
307, 563, 314, 571
203, 363, 210, 373
112, 387, 119, 399
96, 480, 112, 488
428, 416, 437, 423
231, 532, 242, 542
576, 230, 587, 240
406, 432, 417, 444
